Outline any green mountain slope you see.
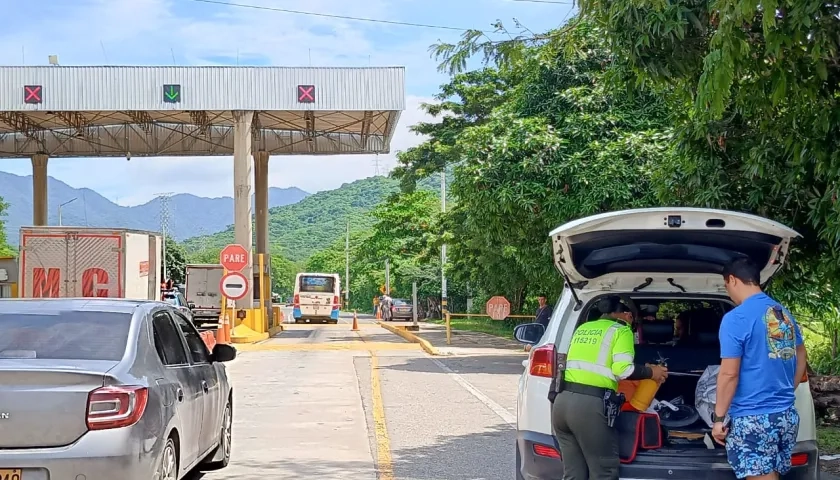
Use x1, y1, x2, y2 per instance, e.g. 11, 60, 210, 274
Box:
182, 176, 400, 262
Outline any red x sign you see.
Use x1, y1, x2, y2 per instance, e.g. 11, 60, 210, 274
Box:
297, 85, 315, 103
24, 85, 42, 104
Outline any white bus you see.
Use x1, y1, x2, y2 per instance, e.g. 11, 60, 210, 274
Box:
292, 273, 341, 324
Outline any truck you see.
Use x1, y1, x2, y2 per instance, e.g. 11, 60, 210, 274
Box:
18, 227, 162, 300
185, 264, 224, 329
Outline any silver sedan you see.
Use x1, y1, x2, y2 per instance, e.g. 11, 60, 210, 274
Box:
0, 298, 236, 480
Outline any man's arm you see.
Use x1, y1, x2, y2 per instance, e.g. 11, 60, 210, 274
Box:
611, 326, 653, 380
715, 313, 744, 418
793, 318, 807, 390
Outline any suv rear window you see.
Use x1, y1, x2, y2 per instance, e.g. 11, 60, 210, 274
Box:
0, 311, 132, 361
299, 276, 335, 293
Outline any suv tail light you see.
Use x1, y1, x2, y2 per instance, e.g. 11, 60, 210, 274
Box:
533, 443, 562, 459
293, 294, 300, 307
530, 345, 555, 378
333, 295, 340, 310
86, 385, 149, 430
791, 453, 808, 466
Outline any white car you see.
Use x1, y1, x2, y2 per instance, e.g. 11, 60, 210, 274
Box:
513, 208, 819, 480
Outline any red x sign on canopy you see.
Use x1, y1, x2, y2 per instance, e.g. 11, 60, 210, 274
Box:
24, 85, 42, 104
297, 85, 315, 103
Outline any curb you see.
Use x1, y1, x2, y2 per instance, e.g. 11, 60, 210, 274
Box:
378, 321, 441, 356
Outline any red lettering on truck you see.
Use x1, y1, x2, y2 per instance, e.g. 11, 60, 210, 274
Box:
32, 267, 61, 297
82, 268, 110, 297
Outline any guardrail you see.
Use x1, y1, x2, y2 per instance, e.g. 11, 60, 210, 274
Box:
444, 312, 535, 345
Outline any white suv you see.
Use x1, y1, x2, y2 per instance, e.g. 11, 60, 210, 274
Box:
513, 208, 819, 480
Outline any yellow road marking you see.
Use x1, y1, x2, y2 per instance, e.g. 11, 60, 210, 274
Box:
235, 342, 420, 352
370, 351, 394, 480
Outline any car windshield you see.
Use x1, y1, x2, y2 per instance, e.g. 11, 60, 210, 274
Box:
163, 295, 179, 305
0, 311, 132, 361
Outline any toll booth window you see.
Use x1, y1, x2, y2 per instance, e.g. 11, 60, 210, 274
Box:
300, 276, 335, 293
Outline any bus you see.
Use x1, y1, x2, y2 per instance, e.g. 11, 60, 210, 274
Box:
292, 273, 341, 324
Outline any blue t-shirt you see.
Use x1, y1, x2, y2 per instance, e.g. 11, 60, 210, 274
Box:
719, 292, 803, 417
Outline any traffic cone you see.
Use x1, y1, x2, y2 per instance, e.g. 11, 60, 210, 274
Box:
216, 313, 227, 344
223, 312, 232, 343
352, 310, 360, 332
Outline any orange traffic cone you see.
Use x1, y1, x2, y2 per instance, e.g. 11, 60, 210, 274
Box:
223, 312, 232, 343
216, 313, 227, 344
352, 310, 360, 332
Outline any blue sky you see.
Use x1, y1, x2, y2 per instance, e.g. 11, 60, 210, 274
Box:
0, 0, 573, 205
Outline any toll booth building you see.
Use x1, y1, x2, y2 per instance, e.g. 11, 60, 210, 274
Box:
0, 66, 406, 340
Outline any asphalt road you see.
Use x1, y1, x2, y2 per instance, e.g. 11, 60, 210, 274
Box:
192, 312, 524, 480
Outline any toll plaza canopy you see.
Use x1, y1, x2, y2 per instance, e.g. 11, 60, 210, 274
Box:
0, 66, 405, 157
0, 65, 405, 311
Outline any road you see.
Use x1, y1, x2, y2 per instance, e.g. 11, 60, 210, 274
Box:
192, 311, 523, 480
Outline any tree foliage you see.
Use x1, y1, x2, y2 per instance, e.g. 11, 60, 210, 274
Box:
396, 20, 678, 312
163, 236, 187, 285
0, 197, 14, 257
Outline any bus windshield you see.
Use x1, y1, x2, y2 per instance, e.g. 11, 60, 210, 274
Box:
299, 276, 335, 294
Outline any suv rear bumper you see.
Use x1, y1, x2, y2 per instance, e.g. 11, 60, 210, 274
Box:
516, 430, 819, 480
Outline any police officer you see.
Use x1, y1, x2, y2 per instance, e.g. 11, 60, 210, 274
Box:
551, 296, 668, 480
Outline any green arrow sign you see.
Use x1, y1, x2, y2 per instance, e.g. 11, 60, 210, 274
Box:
163, 84, 181, 103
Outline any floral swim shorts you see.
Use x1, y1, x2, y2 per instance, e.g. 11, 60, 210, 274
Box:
725, 406, 800, 479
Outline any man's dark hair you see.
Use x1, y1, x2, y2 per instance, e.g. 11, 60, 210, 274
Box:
596, 295, 629, 315
538, 294, 547, 298
722, 257, 761, 285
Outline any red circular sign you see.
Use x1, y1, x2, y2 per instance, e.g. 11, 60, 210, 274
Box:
219, 272, 249, 300
219, 244, 249, 272
486, 296, 511, 321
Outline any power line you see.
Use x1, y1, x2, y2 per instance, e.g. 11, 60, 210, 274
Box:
188, 0, 474, 31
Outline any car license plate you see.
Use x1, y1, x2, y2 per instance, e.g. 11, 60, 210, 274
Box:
0, 469, 22, 480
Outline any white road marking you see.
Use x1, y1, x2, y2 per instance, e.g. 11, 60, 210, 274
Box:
429, 357, 516, 427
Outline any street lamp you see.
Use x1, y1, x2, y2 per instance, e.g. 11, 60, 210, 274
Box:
57, 198, 78, 226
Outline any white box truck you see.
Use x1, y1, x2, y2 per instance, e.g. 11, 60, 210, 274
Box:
18, 227, 162, 300
185, 264, 224, 328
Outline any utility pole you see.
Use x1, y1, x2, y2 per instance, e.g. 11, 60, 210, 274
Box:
345, 221, 350, 308
57, 197, 78, 226
155, 192, 173, 282
385, 258, 391, 295
440, 169, 447, 317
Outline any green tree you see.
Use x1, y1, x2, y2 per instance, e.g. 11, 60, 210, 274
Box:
398, 21, 677, 312
163, 237, 187, 284
270, 254, 300, 299
0, 197, 14, 258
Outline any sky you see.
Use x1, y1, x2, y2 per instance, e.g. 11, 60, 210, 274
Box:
0, 0, 573, 206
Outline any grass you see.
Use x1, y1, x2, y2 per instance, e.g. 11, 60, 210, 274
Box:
429, 315, 527, 338
819, 425, 840, 454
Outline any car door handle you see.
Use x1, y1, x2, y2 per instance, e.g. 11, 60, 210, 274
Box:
201, 381, 209, 393
176, 388, 184, 402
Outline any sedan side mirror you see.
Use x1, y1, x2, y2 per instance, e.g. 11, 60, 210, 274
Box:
513, 323, 546, 345
212, 343, 237, 363
187, 302, 195, 310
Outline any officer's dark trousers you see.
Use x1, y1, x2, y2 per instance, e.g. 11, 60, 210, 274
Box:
551, 390, 619, 480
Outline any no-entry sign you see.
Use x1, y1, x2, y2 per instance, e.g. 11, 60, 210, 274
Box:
220, 271, 249, 301
220, 244, 249, 272
486, 296, 511, 321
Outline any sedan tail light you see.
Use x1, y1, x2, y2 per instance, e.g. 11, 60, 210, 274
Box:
87, 385, 148, 430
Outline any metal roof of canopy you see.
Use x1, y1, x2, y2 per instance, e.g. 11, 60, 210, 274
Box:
0, 66, 405, 158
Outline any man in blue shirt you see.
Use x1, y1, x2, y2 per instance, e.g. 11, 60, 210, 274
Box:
712, 257, 808, 480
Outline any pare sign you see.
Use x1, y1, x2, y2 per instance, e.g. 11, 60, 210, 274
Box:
30, 267, 115, 298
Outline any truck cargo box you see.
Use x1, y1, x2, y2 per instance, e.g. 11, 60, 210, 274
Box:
19, 227, 162, 300
185, 263, 224, 328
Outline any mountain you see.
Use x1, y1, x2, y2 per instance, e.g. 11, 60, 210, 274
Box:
181, 173, 447, 262
0, 171, 309, 245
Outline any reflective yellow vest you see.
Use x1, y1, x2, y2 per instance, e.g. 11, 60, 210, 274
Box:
564, 318, 636, 390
